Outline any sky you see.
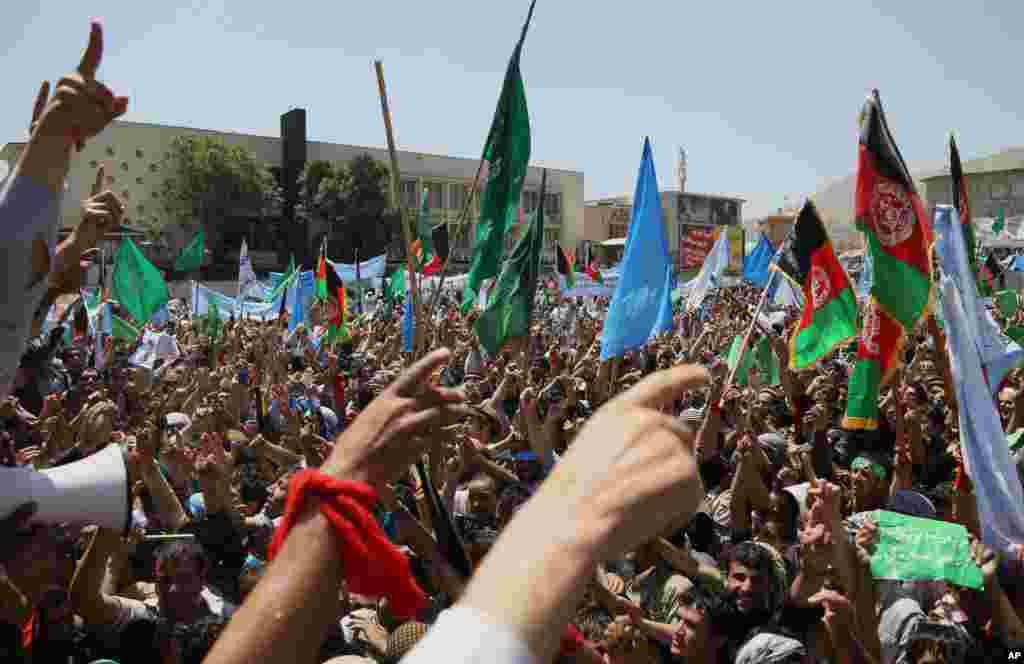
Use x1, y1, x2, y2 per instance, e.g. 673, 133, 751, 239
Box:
2, 0, 1021, 219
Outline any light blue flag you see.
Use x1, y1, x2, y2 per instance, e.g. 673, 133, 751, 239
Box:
685, 230, 729, 313
742, 233, 775, 288
939, 274, 1024, 554
857, 249, 874, 298
288, 273, 304, 333
934, 205, 1024, 392
600, 139, 674, 360
402, 285, 414, 353
192, 282, 282, 321
151, 304, 169, 327
330, 254, 387, 282
101, 301, 112, 335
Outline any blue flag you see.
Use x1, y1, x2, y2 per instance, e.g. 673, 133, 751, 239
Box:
742, 233, 775, 288
600, 138, 674, 360
934, 205, 1024, 393
402, 289, 414, 354
857, 249, 874, 298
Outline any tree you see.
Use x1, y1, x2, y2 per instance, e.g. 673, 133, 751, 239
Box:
155, 136, 277, 257
338, 153, 393, 262
296, 160, 351, 225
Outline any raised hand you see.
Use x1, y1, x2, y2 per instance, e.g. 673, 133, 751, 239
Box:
31, 21, 128, 150
321, 348, 468, 486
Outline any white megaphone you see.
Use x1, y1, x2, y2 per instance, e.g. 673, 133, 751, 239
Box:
0, 444, 129, 531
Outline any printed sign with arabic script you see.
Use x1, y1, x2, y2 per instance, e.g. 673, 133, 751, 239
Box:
869, 510, 983, 589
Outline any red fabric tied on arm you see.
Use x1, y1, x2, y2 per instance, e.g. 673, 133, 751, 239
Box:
268, 469, 428, 620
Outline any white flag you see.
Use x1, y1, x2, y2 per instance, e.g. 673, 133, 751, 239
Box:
238, 239, 260, 300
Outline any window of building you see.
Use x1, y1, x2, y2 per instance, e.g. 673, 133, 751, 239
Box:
136, 149, 145, 159
106, 146, 115, 156
543, 228, 560, 245
136, 177, 144, 185
449, 183, 468, 212
1012, 174, 1024, 196
426, 182, 445, 209
522, 189, 540, 212
544, 192, 561, 215
400, 179, 418, 209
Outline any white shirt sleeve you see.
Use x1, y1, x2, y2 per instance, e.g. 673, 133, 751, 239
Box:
400, 606, 537, 664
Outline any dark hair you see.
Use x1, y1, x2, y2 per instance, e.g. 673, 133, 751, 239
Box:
239, 478, 268, 508
678, 583, 738, 640
154, 538, 209, 574
171, 615, 229, 664
725, 540, 776, 578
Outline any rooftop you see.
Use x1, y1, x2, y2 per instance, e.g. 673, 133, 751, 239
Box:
920, 146, 1024, 180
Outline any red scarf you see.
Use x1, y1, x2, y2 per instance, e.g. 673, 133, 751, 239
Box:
268, 470, 427, 619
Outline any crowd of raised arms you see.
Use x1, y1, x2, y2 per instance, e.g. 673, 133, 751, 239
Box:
3, 20, 1024, 664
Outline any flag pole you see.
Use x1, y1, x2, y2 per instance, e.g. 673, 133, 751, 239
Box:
424, 158, 487, 323
720, 220, 797, 393
374, 60, 420, 359
721, 269, 777, 392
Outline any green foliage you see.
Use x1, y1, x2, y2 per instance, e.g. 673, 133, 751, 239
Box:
154, 135, 277, 236
296, 153, 389, 227
297, 160, 352, 223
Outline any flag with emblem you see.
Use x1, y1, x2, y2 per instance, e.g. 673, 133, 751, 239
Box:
843, 90, 933, 430
773, 200, 858, 370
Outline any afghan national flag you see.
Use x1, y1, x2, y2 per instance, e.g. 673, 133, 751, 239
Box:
557, 246, 576, 288
461, 0, 535, 312
950, 135, 978, 281
843, 90, 933, 430
425, 222, 450, 276
585, 260, 603, 284
773, 200, 858, 370
980, 253, 1003, 297
318, 251, 348, 343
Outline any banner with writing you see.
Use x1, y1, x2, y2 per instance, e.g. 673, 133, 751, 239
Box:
869, 510, 983, 589
680, 225, 716, 274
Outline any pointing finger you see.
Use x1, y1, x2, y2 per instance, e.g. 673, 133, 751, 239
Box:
92, 164, 105, 197
30, 81, 49, 131
78, 20, 104, 80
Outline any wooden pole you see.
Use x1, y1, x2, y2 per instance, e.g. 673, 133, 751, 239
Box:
374, 60, 420, 359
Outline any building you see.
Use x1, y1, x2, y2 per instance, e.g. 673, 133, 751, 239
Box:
583, 191, 744, 268
919, 147, 1024, 220
0, 113, 585, 271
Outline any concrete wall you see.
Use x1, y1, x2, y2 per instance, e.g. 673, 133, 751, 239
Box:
922, 169, 1024, 219
3, 120, 584, 259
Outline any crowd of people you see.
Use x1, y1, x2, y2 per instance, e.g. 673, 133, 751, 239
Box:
4, 19, 1024, 664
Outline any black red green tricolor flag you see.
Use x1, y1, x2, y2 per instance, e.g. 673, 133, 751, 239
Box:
949, 135, 978, 282
773, 200, 857, 370
316, 246, 348, 343
556, 246, 576, 288
843, 90, 933, 430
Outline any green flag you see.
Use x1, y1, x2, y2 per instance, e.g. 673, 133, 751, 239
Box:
754, 336, 780, 386
174, 229, 205, 272
269, 256, 298, 304
385, 266, 407, 301
475, 170, 546, 356
726, 335, 757, 387
461, 0, 535, 312
869, 510, 983, 590
111, 314, 140, 343
996, 290, 1019, 318
1006, 326, 1024, 346
112, 238, 169, 324
993, 208, 1006, 236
